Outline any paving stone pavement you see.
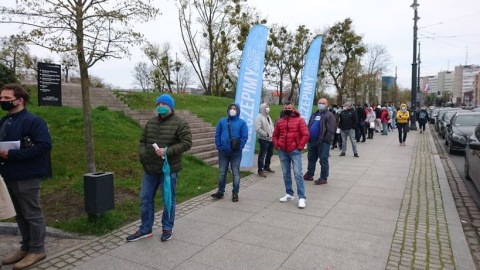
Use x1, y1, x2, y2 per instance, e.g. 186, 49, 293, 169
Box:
386, 127, 456, 269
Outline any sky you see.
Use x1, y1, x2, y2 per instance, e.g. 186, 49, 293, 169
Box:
1, 0, 479, 91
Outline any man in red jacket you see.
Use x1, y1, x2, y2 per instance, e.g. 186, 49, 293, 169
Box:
273, 102, 310, 208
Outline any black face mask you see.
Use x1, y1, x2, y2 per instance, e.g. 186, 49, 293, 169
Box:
283, 110, 293, 116
0, 100, 18, 111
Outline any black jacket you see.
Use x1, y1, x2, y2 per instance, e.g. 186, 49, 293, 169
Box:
339, 108, 358, 130
307, 110, 336, 144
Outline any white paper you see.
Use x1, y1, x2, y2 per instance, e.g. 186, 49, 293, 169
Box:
0, 141, 20, 151
336, 128, 340, 134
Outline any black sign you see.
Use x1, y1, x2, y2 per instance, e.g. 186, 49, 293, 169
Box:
37, 62, 62, 106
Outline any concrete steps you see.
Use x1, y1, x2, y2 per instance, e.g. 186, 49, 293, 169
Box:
60, 83, 219, 166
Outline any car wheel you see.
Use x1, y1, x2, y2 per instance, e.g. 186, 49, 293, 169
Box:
448, 139, 454, 154
465, 160, 472, 181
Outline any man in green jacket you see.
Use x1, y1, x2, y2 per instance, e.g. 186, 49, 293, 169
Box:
126, 94, 192, 242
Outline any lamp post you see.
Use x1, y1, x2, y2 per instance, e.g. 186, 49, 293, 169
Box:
409, 0, 420, 130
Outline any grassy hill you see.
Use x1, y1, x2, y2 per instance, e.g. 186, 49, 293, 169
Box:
4, 88, 288, 235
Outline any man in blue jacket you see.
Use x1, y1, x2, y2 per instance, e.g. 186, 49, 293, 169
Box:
0, 83, 52, 270
211, 103, 248, 202
304, 98, 336, 185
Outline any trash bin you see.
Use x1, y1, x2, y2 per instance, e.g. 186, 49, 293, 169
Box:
84, 172, 114, 214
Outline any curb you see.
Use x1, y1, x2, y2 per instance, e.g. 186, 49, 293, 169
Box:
0, 222, 91, 240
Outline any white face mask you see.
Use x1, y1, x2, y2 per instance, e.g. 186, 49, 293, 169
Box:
229, 109, 237, 117
265, 107, 270, 114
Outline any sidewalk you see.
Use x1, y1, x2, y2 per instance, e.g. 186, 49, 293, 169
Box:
1, 127, 476, 269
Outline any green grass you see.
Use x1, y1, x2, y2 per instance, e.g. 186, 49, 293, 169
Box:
4, 87, 250, 235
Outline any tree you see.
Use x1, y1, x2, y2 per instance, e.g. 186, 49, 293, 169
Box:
176, 0, 265, 96
322, 18, 365, 104
1, 0, 160, 172
361, 43, 391, 105
0, 34, 31, 79
266, 24, 292, 105
60, 52, 78, 83
143, 42, 177, 93
286, 25, 313, 102
132, 62, 153, 92
0, 62, 19, 87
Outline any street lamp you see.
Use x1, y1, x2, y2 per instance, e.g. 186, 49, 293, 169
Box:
409, 0, 420, 130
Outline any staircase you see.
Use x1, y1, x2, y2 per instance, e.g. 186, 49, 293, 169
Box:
61, 84, 219, 165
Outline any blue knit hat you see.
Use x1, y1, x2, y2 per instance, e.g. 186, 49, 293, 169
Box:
156, 94, 175, 110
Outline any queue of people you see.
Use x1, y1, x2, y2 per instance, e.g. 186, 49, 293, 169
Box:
1, 85, 419, 268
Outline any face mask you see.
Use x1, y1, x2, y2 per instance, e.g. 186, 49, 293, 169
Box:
333, 108, 337, 112
283, 110, 293, 116
318, 104, 326, 111
401, 108, 406, 113
156, 106, 170, 116
229, 109, 237, 117
0, 100, 18, 111
265, 107, 270, 114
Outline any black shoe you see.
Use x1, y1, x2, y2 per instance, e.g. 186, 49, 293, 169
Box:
232, 192, 239, 202
339, 153, 345, 156
264, 167, 275, 173
211, 191, 224, 199
375, 130, 379, 133
354, 153, 359, 158
361, 139, 366, 142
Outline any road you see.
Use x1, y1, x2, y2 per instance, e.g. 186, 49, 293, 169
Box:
431, 124, 480, 209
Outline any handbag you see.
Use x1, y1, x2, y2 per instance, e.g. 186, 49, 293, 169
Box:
228, 120, 240, 151
0, 176, 16, 220
369, 121, 375, 129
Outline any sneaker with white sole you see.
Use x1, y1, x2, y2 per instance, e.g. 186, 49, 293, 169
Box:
279, 194, 294, 202
298, 198, 306, 208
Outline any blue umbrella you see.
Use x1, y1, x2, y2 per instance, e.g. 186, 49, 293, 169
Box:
162, 147, 172, 219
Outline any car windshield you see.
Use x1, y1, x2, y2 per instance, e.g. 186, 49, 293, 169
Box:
455, 115, 480, 126
443, 111, 458, 121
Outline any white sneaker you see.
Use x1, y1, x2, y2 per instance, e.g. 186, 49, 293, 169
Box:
298, 198, 306, 208
279, 194, 294, 202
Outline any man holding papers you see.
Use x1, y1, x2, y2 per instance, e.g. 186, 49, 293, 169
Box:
0, 83, 52, 270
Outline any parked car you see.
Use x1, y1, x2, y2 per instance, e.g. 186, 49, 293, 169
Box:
430, 108, 440, 124
446, 112, 480, 153
435, 108, 462, 133
465, 123, 480, 186
473, 108, 480, 112
439, 110, 464, 139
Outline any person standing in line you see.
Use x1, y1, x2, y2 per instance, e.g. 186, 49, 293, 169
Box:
380, 107, 389, 135
126, 94, 192, 242
387, 107, 394, 132
365, 107, 376, 139
0, 175, 15, 220
416, 106, 429, 133
331, 108, 342, 150
273, 102, 310, 208
211, 103, 248, 202
0, 83, 52, 270
255, 103, 275, 177
374, 105, 382, 133
304, 98, 336, 185
339, 102, 359, 157
391, 106, 397, 129
355, 104, 366, 142
396, 103, 410, 146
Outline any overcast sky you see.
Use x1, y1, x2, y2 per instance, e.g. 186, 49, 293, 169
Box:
2, 0, 479, 91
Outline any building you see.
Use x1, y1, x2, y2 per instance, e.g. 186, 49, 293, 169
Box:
420, 65, 479, 107
381, 76, 396, 105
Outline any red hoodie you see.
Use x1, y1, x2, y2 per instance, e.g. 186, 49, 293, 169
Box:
273, 110, 310, 153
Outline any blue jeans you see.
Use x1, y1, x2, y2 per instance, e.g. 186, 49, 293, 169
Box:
340, 129, 358, 154
217, 150, 242, 194
381, 123, 388, 135
306, 141, 330, 180
257, 139, 274, 172
278, 149, 306, 199
139, 171, 177, 233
